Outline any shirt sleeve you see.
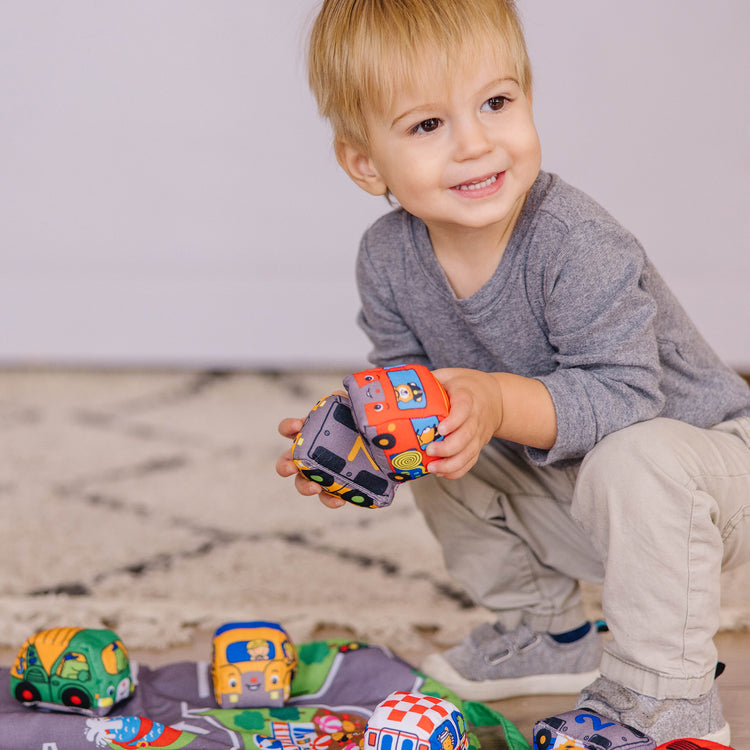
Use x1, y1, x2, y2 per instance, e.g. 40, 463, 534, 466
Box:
525, 220, 666, 466
355, 228, 431, 369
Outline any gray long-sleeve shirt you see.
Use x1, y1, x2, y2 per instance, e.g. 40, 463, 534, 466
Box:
356, 171, 750, 466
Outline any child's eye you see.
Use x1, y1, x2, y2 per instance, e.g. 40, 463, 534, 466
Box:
410, 118, 441, 135
482, 96, 509, 112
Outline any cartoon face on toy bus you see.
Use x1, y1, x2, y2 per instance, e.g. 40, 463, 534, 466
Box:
292, 393, 398, 508
345, 365, 450, 482
365, 692, 468, 750
211, 621, 298, 708
10, 627, 133, 716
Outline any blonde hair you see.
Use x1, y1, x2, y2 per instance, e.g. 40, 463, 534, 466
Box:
307, 0, 532, 150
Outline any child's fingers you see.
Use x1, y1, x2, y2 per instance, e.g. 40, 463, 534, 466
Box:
275, 447, 298, 478
436, 389, 473, 438
427, 419, 473, 458
318, 492, 347, 509
277, 417, 305, 477
292, 474, 346, 508
277, 415, 346, 508
436, 407, 461, 438
426, 421, 483, 478
279, 452, 345, 508
293, 472, 324, 496
427, 448, 478, 479
278, 417, 304, 439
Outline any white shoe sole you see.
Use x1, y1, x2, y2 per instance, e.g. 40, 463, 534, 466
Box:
420, 652, 600, 701
701, 722, 731, 746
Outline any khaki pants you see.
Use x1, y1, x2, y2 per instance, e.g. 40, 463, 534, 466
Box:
412, 416, 750, 699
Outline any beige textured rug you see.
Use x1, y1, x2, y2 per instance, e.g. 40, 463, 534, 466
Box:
2, 370, 748, 660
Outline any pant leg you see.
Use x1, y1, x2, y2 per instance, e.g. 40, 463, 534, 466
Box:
572, 416, 750, 699
412, 440, 605, 633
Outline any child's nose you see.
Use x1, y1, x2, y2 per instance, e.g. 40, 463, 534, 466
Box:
452, 117, 493, 161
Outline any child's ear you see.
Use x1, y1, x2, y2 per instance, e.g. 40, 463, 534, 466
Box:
335, 138, 388, 196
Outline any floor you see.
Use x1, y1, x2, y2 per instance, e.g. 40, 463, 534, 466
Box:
1, 368, 748, 748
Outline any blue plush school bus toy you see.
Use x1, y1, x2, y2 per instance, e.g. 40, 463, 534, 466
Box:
292, 364, 449, 508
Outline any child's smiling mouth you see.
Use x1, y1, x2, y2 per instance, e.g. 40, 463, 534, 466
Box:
451, 172, 504, 197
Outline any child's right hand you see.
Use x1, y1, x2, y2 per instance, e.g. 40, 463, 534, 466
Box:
276, 417, 347, 509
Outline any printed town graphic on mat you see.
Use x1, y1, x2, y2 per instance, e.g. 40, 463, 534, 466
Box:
0, 640, 530, 750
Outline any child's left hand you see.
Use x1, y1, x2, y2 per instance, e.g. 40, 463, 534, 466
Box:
426, 368, 558, 479
425, 368, 504, 479
276, 417, 348, 508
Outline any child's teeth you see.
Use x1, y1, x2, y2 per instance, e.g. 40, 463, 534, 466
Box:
459, 174, 497, 190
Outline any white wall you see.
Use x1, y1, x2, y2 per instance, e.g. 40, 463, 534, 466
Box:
1, 1, 748, 370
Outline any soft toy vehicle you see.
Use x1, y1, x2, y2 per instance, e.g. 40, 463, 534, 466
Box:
211, 621, 297, 708
292, 365, 449, 508
344, 365, 449, 481
10, 627, 133, 716
533, 709, 654, 749
654, 742, 733, 749
365, 691, 468, 750
292, 393, 397, 508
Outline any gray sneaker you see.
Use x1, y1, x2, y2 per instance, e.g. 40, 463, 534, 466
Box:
420, 621, 602, 701
575, 676, 731, 746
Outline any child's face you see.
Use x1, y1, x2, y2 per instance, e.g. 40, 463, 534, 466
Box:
339, 47, 541, 243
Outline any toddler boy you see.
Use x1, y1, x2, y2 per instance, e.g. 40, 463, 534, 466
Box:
277, 0, 750, 743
